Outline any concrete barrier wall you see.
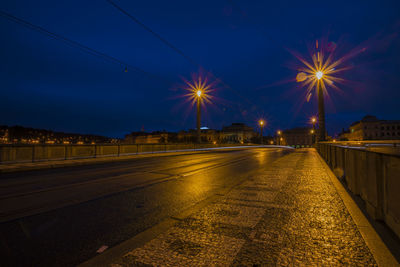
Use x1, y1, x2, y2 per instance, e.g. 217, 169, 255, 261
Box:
0, 143, 256, 164
384, 155, 400, 240
317, 143, 400, 240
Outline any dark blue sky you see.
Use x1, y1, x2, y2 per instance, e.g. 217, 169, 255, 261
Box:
1, 0, 399, 137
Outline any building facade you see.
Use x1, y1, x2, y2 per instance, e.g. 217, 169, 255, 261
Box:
124, 131, 177, 144
177, 129, 220, 143
221, 123, 257, 143
124, 123, 258, 144
340, 115, 400, 141
281, 127, 313, 147
0, 128, 9, 144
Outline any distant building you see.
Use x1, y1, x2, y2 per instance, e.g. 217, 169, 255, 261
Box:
125, 123, 258, 144
0, 125, 115, 144
221, 123, 257, 143
339, 115, 400, 141
0, 127, 9, 144
281, 127, 313, 147
177, 129, 220, 143
124, 131, 177, 144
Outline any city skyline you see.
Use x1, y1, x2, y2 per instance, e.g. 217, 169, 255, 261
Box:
1, 0, 400, 138
1, 2, 400, 266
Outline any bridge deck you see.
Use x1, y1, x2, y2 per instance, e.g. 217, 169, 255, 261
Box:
84, 149, 396, 266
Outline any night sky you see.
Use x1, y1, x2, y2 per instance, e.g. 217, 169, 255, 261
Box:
1, 0, 399, 138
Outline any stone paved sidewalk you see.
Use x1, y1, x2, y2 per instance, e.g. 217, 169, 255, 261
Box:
110, 149, 378, 266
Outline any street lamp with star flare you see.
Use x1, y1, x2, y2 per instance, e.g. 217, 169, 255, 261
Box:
183, 75, 213, 143
295, 40, 349, 141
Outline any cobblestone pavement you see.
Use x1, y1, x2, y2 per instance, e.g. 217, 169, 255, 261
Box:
111, 149, 377, 266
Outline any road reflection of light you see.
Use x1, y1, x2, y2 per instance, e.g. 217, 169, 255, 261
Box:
182, 171, 214, 201
256, 150, 266, 166
255, 149, 274, 167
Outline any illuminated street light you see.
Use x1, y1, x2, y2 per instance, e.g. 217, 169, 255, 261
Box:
316, 71, 323, 80
311, 117, 316, 124
259, 120, 265, 145
184, 75, 213, 143
295, 40, 350, 141
277, 130, 282, 145
196, 91, 202, 143
311, 116, 317, 144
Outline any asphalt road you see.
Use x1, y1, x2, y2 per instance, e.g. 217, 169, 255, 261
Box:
0, 147, 292, 266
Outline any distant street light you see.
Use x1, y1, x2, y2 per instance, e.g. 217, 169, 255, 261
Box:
277, 130, 282, 145
311, 117, 317, 124
311, 116, 317, 144
259, 120, 265, 145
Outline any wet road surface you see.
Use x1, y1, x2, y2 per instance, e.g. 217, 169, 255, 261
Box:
0, 147, 290, 266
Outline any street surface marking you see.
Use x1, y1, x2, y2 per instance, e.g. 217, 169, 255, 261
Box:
96, 245, 108, 253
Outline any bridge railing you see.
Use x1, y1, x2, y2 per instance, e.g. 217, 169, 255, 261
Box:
0, 143, 263, 164
317, 142, 400, 239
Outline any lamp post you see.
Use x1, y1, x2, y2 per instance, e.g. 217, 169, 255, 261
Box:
310, 129, 315, 144
294, 39, 349, 143
183, 74, 213, 144
311, 116, 316, 144
316, 72, 326, 141
196, 90, 202, 143
259, 120, 265, 145
277, 130, 281, 145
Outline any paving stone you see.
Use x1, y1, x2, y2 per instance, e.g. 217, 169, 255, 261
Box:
120, 227, 245, 266
190, 203, 265, 228
175, 217, 252, 240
